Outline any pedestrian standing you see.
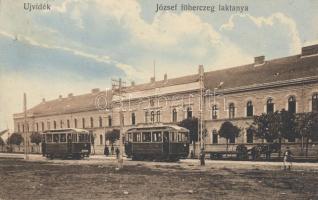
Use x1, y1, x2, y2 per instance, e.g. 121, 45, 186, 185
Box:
104, 145, 109, 157
115, 147, 120, 159
283, 147, 293, 171
199, 148, 205, 166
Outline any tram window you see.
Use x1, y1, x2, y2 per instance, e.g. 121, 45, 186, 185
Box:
127, 133, 132, 142
72, 134, 77, 142
163, 131, 169, 142
42, 135, 45, 143
79, 134, 85, 142
182, 133, 188, 142
46, 134, 52, 143
152, 131, 162, 142
142, 132, 151, 142
67, 134, 72, 142
171, 132, 175, 142
53, 134, 59, 143
133, 132, 141, 142
60, 134, 66, 143
178, 133, 182, 142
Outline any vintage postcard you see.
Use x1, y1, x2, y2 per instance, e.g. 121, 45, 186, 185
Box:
0, 0, 318, 199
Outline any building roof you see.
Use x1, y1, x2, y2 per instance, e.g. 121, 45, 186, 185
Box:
15, 46, 318, 118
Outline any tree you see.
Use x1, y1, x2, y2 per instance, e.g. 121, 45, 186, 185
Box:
295, 112, 318, 156
280, 109, 299, 141
178, 117, 198, 154
218, 121, 241, 155
7, 133, 23, 146
105, 129, 120, 147
30, 132, 42, 145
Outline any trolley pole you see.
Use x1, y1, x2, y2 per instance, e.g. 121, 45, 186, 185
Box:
23, 93, 29, 160
112, 78, 126, 169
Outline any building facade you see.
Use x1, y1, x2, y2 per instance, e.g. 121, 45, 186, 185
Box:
13, 44, 318, 155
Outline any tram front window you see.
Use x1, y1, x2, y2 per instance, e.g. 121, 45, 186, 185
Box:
142, 132, 151, 142
53, 134, 59, 143
60, 134, 66, 143
72, 133, 77, 142
46, 134, 52, 143
152, 131, 162, 142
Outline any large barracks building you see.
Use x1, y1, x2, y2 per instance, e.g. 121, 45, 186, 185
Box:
13, 44, 318, 155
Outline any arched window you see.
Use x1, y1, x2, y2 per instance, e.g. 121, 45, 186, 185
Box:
99, 117, 103, 127
131, 113, 136, 125
288, 96, 296, 114
266, 98, 274, 113
212, 129, 218, 144
108, 115, 112, 127
312, 93, 318, 112
156, 111, 160, 122
22, 124, 25, 132
36, 123, 39, 132
41, 122, 44, 131
100, 134, 103, 145
229, 103, 235, 119
47, 121, 51, 130
53, 121, 57, 129
246, 101, 253, 117
145, 111, 148, 123
82, 118, 85, 128
151, 111, 155, 123
212, 105, 218, 119
74, 119, 77, 128
172, 108, 177, 122
90, 117, 94, 128
187, 107, 192, 119
246, 128, 253, 143
67, 120, 70, 128
60, 120, 63, 128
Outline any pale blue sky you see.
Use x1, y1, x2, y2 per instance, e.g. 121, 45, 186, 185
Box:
0, 0, 317, 130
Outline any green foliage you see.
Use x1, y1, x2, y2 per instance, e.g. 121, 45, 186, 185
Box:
218, 121, 241, 142
30, 132, 42, 145
105, 129, 120, 145
7, 133, 23, 146
280, 109, 299, 140
178, 117, 198, 143
295, 112, 318, 141
252, 111, 281, 142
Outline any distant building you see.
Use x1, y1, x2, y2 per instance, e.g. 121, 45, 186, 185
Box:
13, 44, 318, 154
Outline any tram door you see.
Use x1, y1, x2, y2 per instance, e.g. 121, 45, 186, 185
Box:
67, 133, 72, 154
163, 131, 170, 155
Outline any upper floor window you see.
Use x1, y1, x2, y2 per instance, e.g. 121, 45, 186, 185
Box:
187, 107, 192, 119
172, 108, 177, 123
82, 118, 85, 128
99, 117, 103, 127
312, 93, 318, 112
246, 101, 253, 117
156, 111, 161, 122
150, 111, 155, 123
229, 103, 235, 119
67, 120, 70, 128
145, 111, 148, 123
90, 117, 94, 128
246, 128, 253, 143
212, 129, 218, 144
131, 113, 136, 125
17, 123, 20, 132
108, 115, 112, 127
74, 119, 77, 128
288, 96, 296, 114
36, 123, 39, 132
22, 124, 25, 132
47, 121, 51, 130
60, 120, 63, 129
212, 105, 218, 119
41, 122, 44, 131
100, 134, 103, 145
53, 121, 57, 129
266, 98, 274, 113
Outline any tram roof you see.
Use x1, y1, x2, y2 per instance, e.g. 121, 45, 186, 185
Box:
42, 128, 89, 134
126, 124, 189, 132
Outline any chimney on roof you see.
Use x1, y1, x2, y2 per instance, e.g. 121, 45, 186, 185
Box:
164, 73, 168, 81
150, 77, 155, 83
91, 88, 100, 93
131, 81, 135, 86
301, 44, 318, 57
68, 93, 73, 98
42, 98, 45, 103
254, 56, 265, 65
198, 65, 204, 75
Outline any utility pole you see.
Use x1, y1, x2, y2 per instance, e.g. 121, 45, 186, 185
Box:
199, 65, 204, 150
112, 78, 126, 169
23, 93, 29, 160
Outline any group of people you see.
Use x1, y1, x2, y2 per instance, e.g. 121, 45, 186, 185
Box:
199, 147, 293, 170
104, 145, 120, 159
